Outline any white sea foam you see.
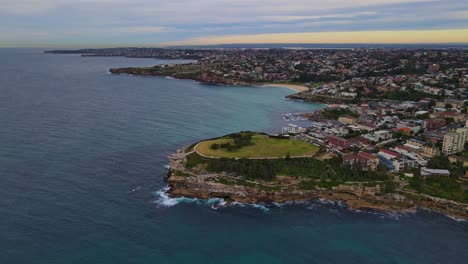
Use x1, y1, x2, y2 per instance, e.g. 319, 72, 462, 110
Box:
152, 188, 464, 221
153, 187, 269, 212
250, 203, 270, 212
231, 201, 246, 207
153, 187, 179, 206
446, 215, 466, 223
153, 187, 228, 208
317, 198, 336, 206
272, 202, 283, 207
129, 186, 142, 193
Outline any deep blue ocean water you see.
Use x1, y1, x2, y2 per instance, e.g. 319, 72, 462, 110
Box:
0, 49, 467, 264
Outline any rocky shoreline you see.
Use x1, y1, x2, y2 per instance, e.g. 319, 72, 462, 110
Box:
110, 67, 254, 86
286, 92, 362, 104
167, 147, 468, 220
168, 173, 468, 220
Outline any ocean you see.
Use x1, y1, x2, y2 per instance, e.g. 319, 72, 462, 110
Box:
0, 49, 466, 264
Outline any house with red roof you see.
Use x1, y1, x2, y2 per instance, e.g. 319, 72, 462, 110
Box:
398, 127, 412, 135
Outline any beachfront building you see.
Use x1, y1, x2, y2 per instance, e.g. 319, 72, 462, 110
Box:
282, 124, 305, 134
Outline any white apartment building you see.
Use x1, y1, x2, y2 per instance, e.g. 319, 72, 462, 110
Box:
282, 124, 305, 134
442, 127, 468, 154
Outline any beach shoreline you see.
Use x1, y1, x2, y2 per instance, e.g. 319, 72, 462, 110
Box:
260, 83, 309, 93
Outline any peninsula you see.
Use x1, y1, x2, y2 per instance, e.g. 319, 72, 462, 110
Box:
168, 132, 468, 219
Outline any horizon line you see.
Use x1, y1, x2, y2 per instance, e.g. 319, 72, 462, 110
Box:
3, 42, 468, 50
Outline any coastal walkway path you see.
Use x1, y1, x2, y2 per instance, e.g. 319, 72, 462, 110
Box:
192, 142, 316, 160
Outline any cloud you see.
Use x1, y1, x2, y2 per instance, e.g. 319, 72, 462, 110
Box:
0, 0, 431, 16
162, 29, 468, 46
449, 11, 468, 19
257, 12, 377, 22
107, 26, 172, 34
1, 0, 467, 47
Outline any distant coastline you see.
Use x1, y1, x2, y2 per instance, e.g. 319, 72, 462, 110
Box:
109, 67, 310, 94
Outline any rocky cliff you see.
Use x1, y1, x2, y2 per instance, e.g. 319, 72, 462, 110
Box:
167, 147, 468, 219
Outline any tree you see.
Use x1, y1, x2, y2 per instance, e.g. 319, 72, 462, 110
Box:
210, 143, 220, 150
445, 118, 455, 125
411, 167, 421, 178
427, 156, 450, 169
410, 176, 423, 192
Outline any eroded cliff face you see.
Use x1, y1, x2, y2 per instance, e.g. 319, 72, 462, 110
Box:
411, 194, 468, 219
167, 173, 468, 219
168, 173, 409, 209
169, 174, 323, 203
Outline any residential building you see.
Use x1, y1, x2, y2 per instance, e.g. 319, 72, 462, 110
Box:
338, 116, 357, 125
327, 135, 351, 150
421, 145, 440, 158
357, 123, 377, 132
363, 130, 391, 142
448, 156, 468, 167
282, 124, 305, 134
431, 111, 466, 122
343, 152, 380, 171
377, 149, 401, 171
442, 127, 468, 154
424, 118, 446, 131
407, 139, 426, 148
428, 64, 440, 73
421, 167, 450, 177
435, 99, 464, 109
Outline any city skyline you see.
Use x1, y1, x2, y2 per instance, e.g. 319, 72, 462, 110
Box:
1, 0, 468, 47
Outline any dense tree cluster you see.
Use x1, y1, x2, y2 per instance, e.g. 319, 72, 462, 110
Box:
381, 90, 441, 101
321, 108, 358, 120
186, 153, 391, 183
210, 132, 255, 152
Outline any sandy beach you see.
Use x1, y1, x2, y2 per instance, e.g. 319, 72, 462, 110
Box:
262, 83, 309, 93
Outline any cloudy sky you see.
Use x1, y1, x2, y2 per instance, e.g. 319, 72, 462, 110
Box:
1, 0, 468, 47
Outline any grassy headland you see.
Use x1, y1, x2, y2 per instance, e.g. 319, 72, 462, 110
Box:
195, 133, 319, 159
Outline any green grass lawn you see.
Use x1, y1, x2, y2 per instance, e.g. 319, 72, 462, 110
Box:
195, 135, 319, 158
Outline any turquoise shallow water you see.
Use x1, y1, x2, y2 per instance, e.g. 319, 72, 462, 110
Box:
0, 49, 467, 264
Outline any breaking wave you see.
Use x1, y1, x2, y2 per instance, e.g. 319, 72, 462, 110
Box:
151, 187, 466, 222
152, 187, 268, 212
